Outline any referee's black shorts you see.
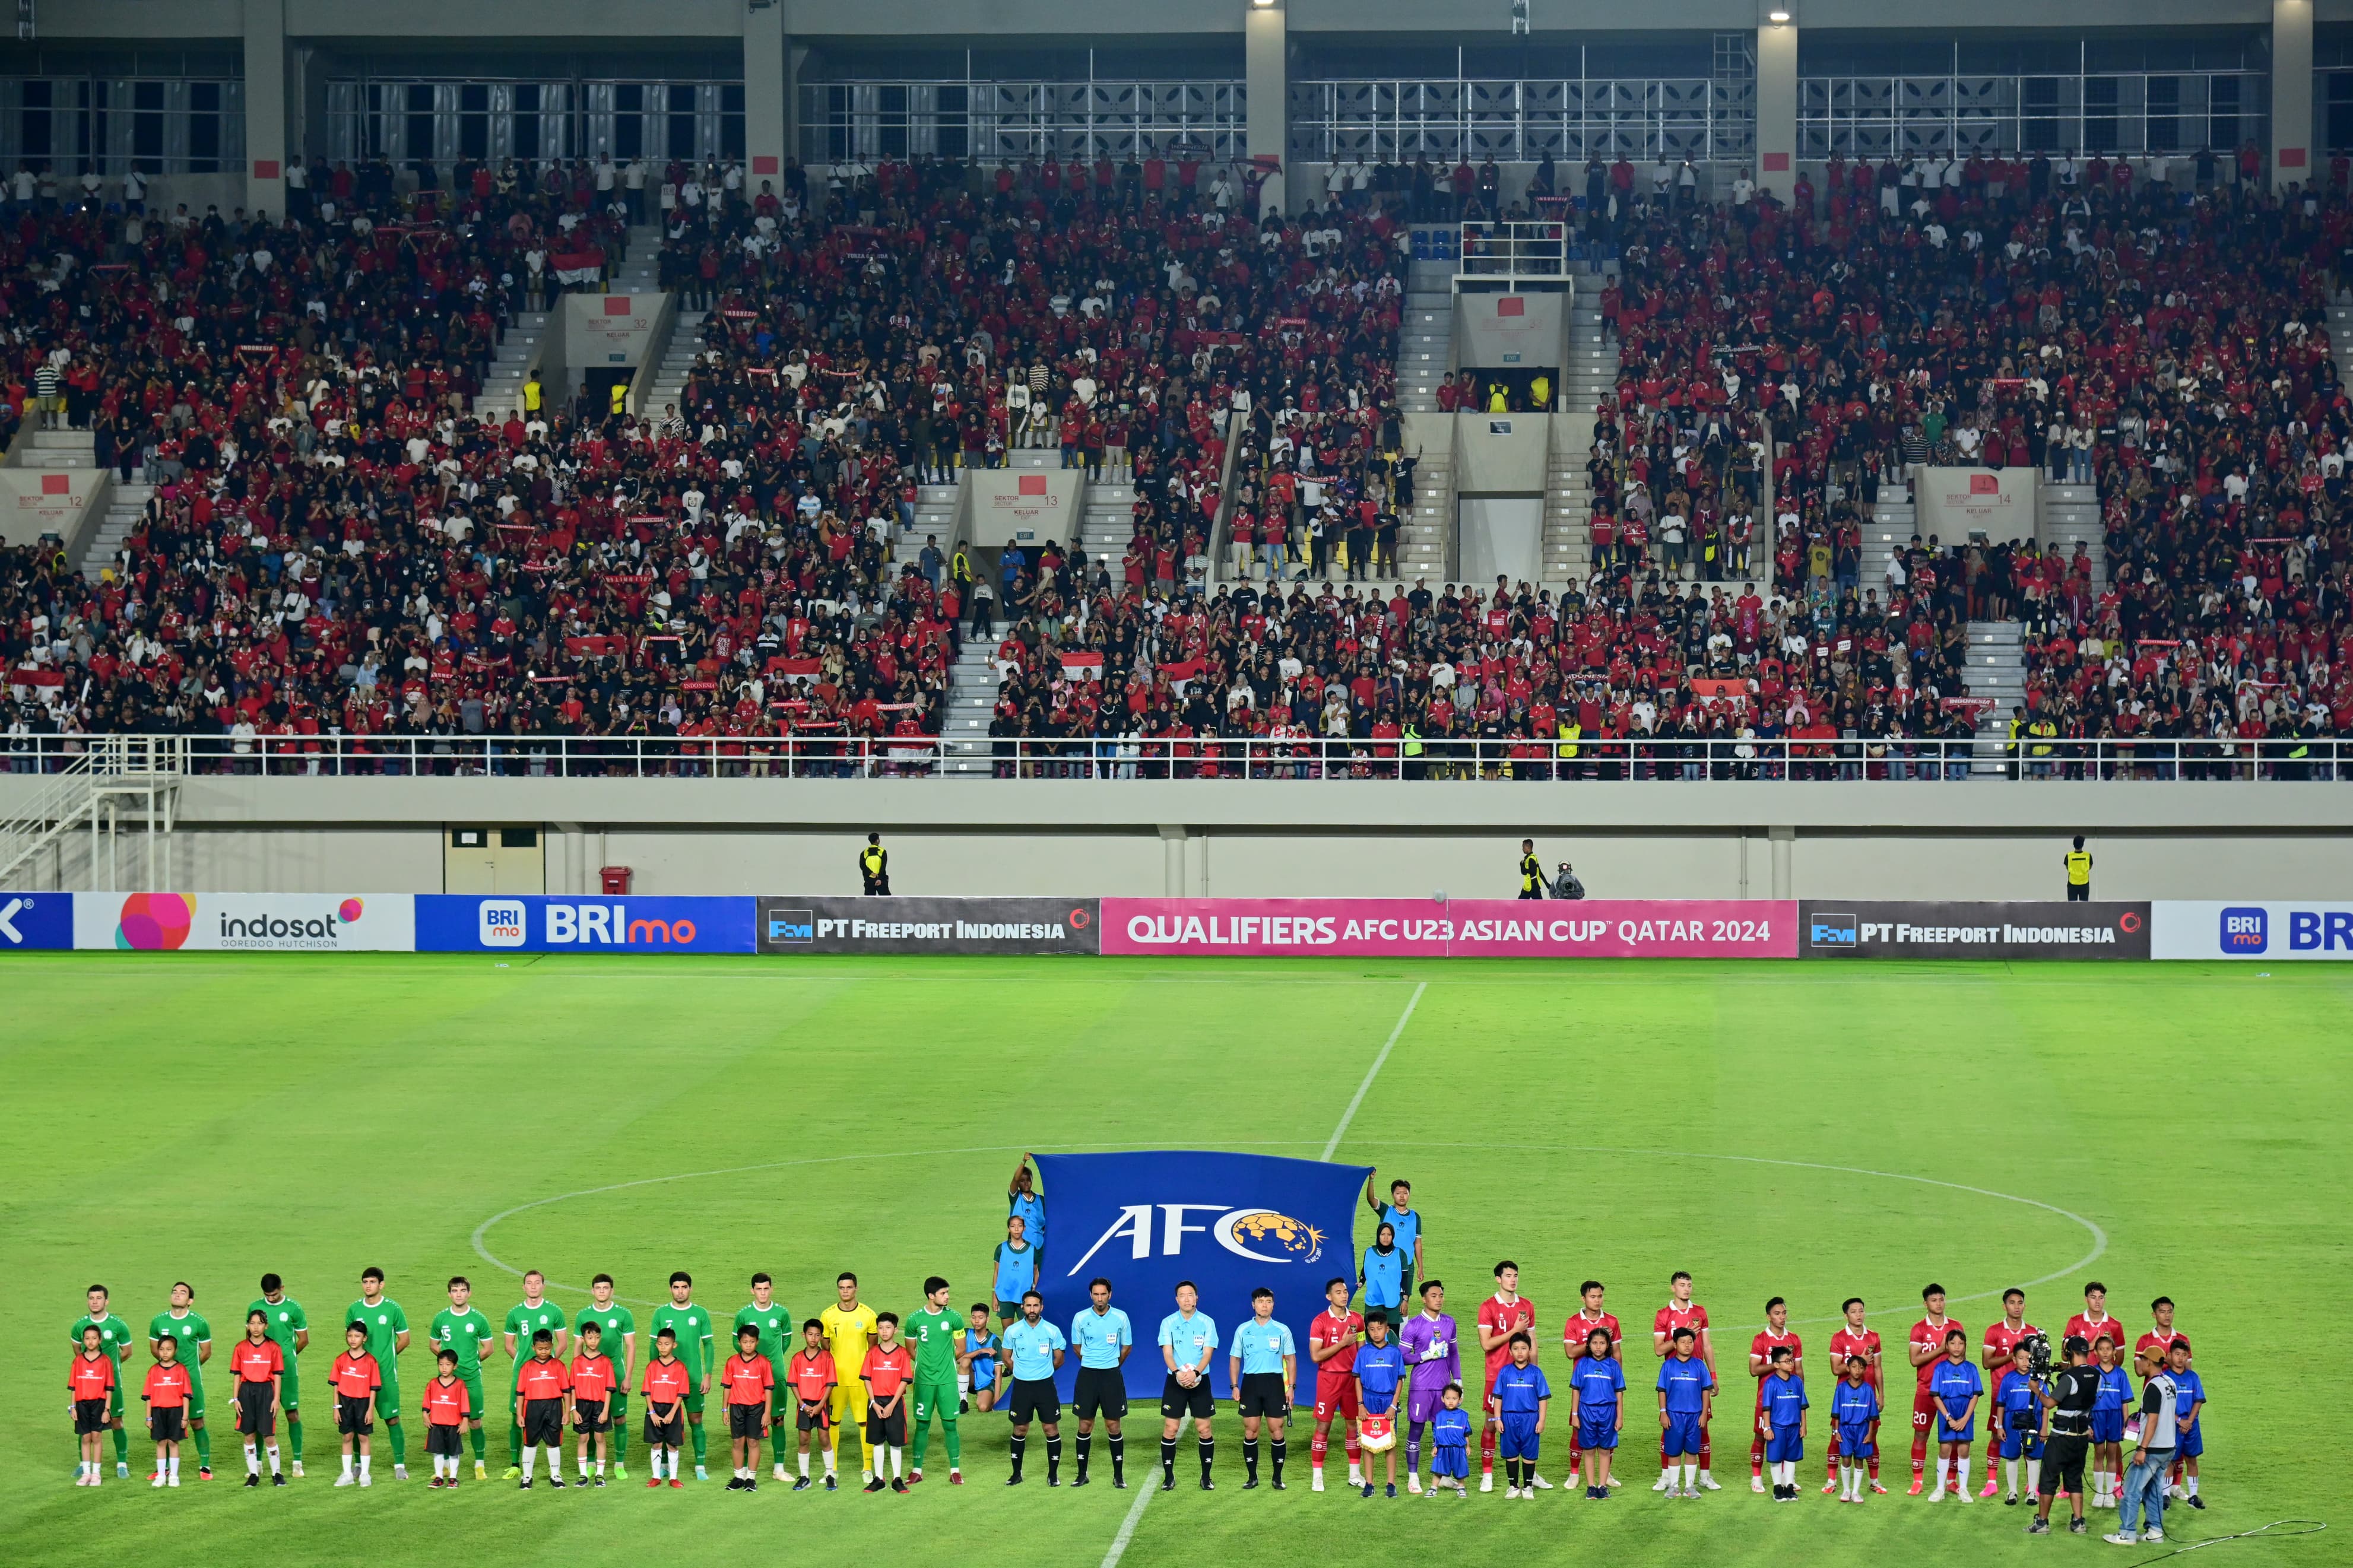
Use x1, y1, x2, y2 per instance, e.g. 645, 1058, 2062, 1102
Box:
1160, 1373, 1213, 1421
1073, 1366, 1127, 1421
1007, 1377, 1060, 1426
1236, 1372, 1289, 1419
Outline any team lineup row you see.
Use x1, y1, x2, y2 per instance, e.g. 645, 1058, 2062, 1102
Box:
62, 1260, 2211, 1536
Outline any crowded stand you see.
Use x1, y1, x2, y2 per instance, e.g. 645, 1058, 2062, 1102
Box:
3, 142, 2350, 777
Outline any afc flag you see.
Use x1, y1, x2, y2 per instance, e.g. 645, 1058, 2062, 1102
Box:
1035, 1151, 1369, 1405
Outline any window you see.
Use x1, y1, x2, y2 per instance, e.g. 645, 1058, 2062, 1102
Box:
132, 80, 163, 171
720, 81, 744, 160
189, 81, 221, 172
405, 82, 435, 162
452, 829, 487, 848
499, 828, 538, 849
515, 82, 541, 160
667, 82, 697, 163
937, 83, 969, 159
614, 82, 642, 160
459, 81, 489, 161
21, 78, 50, 165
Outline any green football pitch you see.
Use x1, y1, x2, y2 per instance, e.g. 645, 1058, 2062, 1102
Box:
2, 953, 2345, 1568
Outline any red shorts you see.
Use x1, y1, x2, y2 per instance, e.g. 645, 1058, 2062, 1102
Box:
1314, 1377, 1359, 1423
1911, 1386, 1938, 1429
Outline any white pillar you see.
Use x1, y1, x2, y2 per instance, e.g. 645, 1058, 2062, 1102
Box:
744, 1, 788, 200
243, 0, 287, 218
1245, 0, 1287, 215
2274, 0, 2314, 191
1755, 8, 1797, 202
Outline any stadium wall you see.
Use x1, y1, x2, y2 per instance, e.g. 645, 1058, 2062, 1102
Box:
2, 777, 2348, 900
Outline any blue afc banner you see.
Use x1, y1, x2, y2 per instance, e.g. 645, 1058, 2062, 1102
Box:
1033, 1151, 1370, 1405
416, 895, 756, 953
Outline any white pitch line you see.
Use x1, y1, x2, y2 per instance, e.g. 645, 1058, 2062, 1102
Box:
1104, 980, 1426, 1568
1320, 982, 1427, 1162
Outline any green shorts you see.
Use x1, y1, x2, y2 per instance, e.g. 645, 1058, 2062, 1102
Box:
607, 1388, 628, 1421
911, 1379, 959, 1425
376, 1372, 401, 1421
278, 1363, 301, 1413
184, 1371, 207, 1421
459, 1371, 484, 1421
108, 1375, 125, 1419
683, 1387, 705, 1417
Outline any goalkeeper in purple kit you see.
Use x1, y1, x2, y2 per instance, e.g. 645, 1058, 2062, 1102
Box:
1396, 1281, 1459, 1495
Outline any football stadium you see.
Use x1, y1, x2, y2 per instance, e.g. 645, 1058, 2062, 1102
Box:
1, 1, 2349, 1564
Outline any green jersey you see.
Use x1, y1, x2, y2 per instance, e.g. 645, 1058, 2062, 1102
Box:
648, 1302, 715, 1379
906, 1306, 961, 1382
148, 1309, 211, 1377
72, 1312, 136, 1368
502, 1300, 567, 1374
429, 1307, 497, 1375
576, 1303, 637, 1376
246, 1296, 308, 1358
346, 1297, 409, 1378
731, 1302, 792, 1366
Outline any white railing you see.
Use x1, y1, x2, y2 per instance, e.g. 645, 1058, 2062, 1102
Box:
0, 734, 2344, 782
1457, 220, 1568, 287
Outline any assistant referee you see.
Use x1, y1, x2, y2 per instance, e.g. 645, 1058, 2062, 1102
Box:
2063, 836, 2092, 902
1069, 1279, 1133, 1488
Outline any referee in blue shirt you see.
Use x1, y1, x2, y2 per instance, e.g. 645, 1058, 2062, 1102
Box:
1229, 1287, 1299, 1490
1158, 1284, 1220, 1490
1070, 1278, 1133, 1488
1000, 1292, 1067, 1486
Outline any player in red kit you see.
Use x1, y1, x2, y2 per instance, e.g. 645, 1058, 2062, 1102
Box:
1977, 1289, 2038, 1496
1561, 1281, 1621, 1486
1475, 1262, 1539, 1492
1746, 1297, 1802, 1491
2133, 1296, 2189, 1492
1825, 1297, 1885, 1493
2064, 1282, 2120, 1369
1650, 1272, 1717, 1490
1905, 1284, 1965, 1494
1307, 1277, 1364, 1492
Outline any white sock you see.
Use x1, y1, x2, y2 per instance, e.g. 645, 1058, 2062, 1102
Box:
1956, 1458, 1971, 1492
267, 1445, 281, 1475
246, 1443, 259, 1475
798, 1451, 810, 1477
358, 1455, 369, 1479
1936, 1456, 1951, 1492
341, 1454, 353, 1478
1682, 1462, 1696, 1487
2006, 1458, 2018, 1493
890, 1446, 903, 1478
2187, 1475, 2199, 1497
521, 1449, 535, 1480
823, 1449, 836, 1474
596, 1460, 606, 1475
1661, 1465, 1676, 1485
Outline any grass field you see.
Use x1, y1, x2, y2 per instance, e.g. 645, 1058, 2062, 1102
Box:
2, 953, 2346, 1568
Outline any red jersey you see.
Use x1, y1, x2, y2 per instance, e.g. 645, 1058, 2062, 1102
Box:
1908, 1317, 1965, 1388
785, 1349, 836, 1405
1829, 1326, 1884, 1389
570, 1352, 617, 1402
329, 1351, 381, 1401
1478, 1294, 1537, 1378
2065, 1312, 2123, 1354
229, 1339, 284, 1386
1564, 1309, 1623, 1357
721, 1353, 775, 1407
69, 1352, 117, 1401
1748, 1329, 1802, 1396
516, 1356, 570, 1402
640, 1357, 692, 1410
1654, 1301, 1712, 1363
1311, 1307, 1365, 1379
423, 1376, 468, 1426
1981, 1318, 2038, 1375
143, 1362, 192, 1408
2133, 1328, 2187, 1373
860, 1344, 914, 1399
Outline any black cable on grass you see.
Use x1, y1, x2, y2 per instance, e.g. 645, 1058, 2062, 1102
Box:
2116, 1519, 2326, 1568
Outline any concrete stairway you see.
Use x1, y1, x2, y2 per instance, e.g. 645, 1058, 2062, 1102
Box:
17, 427, 94, 471
1965, 619, 2027, 773
640, 309, 709, 423
1860, 475, 1916, 602
940, 631, 1004, 776
1399, 288, 1450, 414
77, 480, 151, 581
1542, 268, 1613, 586
611, 224, 663, 294
897, 481, 962, 567
473, 310, 549, 420
1397, 288, 1454, 582
1076, 475, 1133, 585
2038, 480, 2105, 588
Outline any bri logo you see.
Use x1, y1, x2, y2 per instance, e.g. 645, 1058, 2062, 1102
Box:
1809, 912, 1859, 950
2219, 907, 2268, 954
478, 900, 527, 947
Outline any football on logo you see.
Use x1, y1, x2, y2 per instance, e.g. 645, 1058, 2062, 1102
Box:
1214, 1210, 1325, 1264
115, 892, 195, 950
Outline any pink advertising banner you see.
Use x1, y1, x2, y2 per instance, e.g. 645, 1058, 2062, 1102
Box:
1099, 899, 1797, 958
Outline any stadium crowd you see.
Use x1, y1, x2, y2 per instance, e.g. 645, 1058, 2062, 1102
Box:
2, 145, 2350, 776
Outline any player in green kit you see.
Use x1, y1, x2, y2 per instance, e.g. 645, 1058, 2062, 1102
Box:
732, 1273, 794, 1482
72, 1284, 135, 1478
429, 1275, 498, 1480
245, 1275, 309, 1477
906, 1275, 964, 1484
576, 1274, 637, 1480
148, 1281, 214, 1478
347, 1268, 411, 1479
499, 1269, 566, 1479
649, 1271, 715, 1481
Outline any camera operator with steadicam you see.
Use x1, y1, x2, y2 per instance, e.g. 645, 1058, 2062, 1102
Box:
2027, 1334, 2096, 1536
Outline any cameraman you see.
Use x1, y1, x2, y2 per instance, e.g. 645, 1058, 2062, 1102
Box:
2027, 1335, 2095, 1536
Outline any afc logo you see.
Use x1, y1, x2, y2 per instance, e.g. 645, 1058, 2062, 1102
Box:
2219, 907, 2268, 954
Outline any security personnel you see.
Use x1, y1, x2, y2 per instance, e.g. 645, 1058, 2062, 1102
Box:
2027, 716, 2057, 778
2062, 836, 2092, 903
1401, 722, 1423, 782
608, 380, 628, 418
2006, 706, 2025, 780
521, 373, 543, 418
859, 833, 890, 897
1517, 839, 1546, 900
1556, 717, 1582, 782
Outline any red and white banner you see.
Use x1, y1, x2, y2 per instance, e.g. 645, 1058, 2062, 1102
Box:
1100, 899, 1796, 958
